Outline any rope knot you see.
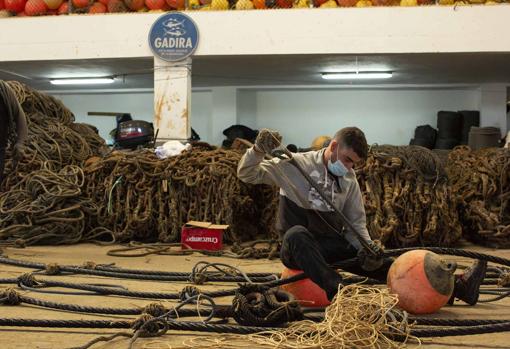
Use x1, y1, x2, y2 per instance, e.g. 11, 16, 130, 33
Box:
45, 263, 61, 275
82, 261, 97, 270
131, 314, 166, 337
14, 239, 26, 248
498, 272, 510, 287
143, 303, 167, 317
17, 273, 39, 288
232, 285, 303, 327
189, 272, 207, 285
0, 288, 21, 305
179, 286, 201, 301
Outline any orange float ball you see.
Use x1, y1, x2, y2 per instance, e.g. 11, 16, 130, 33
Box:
145, 0, 165, 10
57, 1, 68, 13
88, 1, 106, 12
387, 250, 456, 314
72, 0, 88, 7
25, 0, 48, 16
165, 0, 183, 8
280, 267, 331, 308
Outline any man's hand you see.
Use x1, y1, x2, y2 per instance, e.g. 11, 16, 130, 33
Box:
254, 129, 282, 154
13, 143, 26, 164
357, 240, 385, 271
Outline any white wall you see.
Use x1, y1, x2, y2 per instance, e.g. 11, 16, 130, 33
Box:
52, 91, 213, 144
251, 89, 480, 147
52, 87, 481, 147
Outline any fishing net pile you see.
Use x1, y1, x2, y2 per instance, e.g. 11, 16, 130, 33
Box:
83, 145, 279, 245
356, 145, 461, 248
0, 81, 109, 246
447, 146, 510, 248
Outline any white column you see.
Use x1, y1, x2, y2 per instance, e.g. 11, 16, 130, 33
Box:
153, 57, 192, 142
480, 84, 508, 137
211, 87, 238, 146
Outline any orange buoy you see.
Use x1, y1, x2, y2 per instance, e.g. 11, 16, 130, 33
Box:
387, 250, 456, 314
280, 267, 330, 308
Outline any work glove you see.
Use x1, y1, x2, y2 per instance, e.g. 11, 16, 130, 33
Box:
254, 129, 282, 155
12, 143, 26, 164
357, 239, 385, 272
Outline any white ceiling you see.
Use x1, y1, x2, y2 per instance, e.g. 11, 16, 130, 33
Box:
1, 53, 510, 91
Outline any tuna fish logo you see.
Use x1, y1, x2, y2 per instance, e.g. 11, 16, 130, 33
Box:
162, 19, 186, 37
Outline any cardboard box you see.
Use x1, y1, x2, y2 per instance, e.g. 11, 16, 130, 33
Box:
181, 221, 228, 251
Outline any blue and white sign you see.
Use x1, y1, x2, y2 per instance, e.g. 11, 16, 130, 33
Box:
149, 13, 199, 62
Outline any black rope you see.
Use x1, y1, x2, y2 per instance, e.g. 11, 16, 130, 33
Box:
13, 274, 237, 299
410, 321, 510, 337
0, 256, 278, 283
0, 256, 275, 283
2, 316, 510, 337
0, 317, 279, 334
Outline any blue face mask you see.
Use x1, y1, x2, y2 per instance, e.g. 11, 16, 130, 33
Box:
327, 149, 348, 177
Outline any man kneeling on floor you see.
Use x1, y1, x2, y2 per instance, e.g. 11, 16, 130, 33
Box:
237, 127, 486, 305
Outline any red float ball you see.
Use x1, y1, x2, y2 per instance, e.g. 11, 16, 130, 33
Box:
88, 1, 106, 12
387, 250, 456, 314
25, 0, 48, 16
57, 0, 68, 13
0, 0, 5, 10
72, 0, 89, 8
280, 267, 331, 308
5, 0, 27, 13
145, 0, 164, 9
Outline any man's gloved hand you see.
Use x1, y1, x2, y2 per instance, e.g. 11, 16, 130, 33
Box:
254, 129, 282, 154
357, 240, 385, 272
13, 143, 26, 164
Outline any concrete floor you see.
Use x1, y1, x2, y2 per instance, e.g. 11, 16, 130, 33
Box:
0, 242, 509, 349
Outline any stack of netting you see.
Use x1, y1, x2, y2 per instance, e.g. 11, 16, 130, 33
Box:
83, 145, 279, 244
0, 81, 110, 247
356, 145, 462, 248
447, 146, 510, 248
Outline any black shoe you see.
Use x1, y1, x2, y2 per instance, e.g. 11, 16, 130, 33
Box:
325, 274, 344, 302
449, 260, 487, 306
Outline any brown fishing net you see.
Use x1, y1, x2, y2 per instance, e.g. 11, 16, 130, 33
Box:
356, 145, 462, 248
0, 81, 109, 246
447, 146, 510, 248
82, 146, 279, 244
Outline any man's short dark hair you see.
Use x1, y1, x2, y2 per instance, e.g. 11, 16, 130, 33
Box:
334, 127, 368, 160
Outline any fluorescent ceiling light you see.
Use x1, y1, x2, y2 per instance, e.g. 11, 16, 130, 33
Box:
50, 78, 115, 85
321, 72, 393, 80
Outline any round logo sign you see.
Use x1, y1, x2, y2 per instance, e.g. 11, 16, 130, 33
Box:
149, 13, 199, 62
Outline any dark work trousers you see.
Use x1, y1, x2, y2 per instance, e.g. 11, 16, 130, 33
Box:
280, 225, 393, 300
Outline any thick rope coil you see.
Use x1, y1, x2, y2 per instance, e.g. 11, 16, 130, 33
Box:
232, 284, 303, 327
